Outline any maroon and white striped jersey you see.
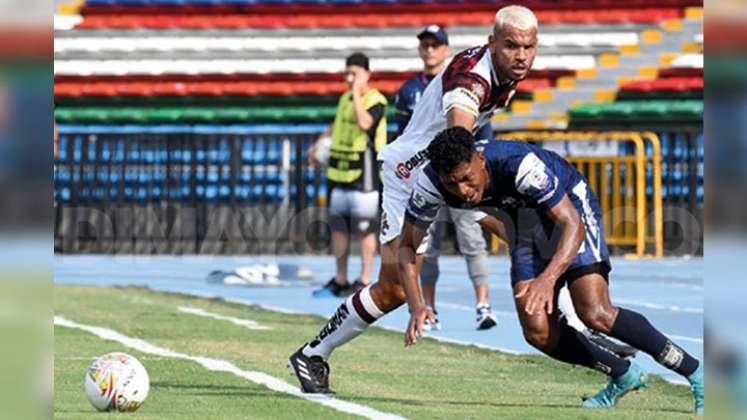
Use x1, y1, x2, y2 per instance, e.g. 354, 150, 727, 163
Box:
379, 44, 517, 170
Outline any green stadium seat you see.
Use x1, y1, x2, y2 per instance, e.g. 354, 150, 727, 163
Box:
569, 100, 702, 124
214, 108, 251, 122
54, 104, 404, 124
181, 108, 217, 122
147, 109, 183, 123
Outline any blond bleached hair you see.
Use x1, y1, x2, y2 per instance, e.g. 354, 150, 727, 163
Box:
494, 5, 538, 32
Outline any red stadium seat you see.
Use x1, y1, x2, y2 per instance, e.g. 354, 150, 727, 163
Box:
75, 5, 686, 29
115, 82, 153, 96
150, 82, 187, 96
221, 82, 259, 96
54, 84, 82, 97
515, 78, 552, 93
658, 67, 703, 78
620, 77, 703, 93
187, 82, 225, 95
82, 83, 117, 96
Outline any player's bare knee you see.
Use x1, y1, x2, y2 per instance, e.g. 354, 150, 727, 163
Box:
523, 327, 552, 351
370, 276, 406, 310
578, 306, 616, 333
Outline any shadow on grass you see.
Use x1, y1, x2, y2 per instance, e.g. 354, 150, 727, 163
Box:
150, 381, 692, 416
345, 394, 692, 416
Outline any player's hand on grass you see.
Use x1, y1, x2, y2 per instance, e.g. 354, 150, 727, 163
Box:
405, 305, 428, 347
515, 277, 555, 316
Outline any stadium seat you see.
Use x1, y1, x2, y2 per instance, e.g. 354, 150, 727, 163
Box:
72, 7, 684, 30
569, 100, 703, 123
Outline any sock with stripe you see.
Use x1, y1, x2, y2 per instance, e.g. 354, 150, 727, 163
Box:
303, 285, 384, 360
549, 317, 631, 378
609, 307, 700, 377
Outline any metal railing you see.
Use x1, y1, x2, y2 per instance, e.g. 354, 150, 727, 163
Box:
499, 131, 665, 258
55, 125, 702, 256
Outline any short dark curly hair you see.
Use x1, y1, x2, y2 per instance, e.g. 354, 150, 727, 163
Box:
427, 127, 476, 176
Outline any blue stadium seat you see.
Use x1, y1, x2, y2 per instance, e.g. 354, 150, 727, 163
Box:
73, 136, 83, 163
143, 149, 156, 164
127, 148, 140, 163
114, 140, 126, 163
99, 139, 113, 163
57, 136, 69, 162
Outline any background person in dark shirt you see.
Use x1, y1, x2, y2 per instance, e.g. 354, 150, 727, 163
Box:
309, 53, 388, 298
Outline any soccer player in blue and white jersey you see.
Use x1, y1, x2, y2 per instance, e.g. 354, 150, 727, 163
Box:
397, 127, 704, 414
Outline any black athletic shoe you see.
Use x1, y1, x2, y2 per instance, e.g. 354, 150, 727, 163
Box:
287, 344, 335, 394
588, 331, 639, 359
312, 277, 348, 298
338, 278, 367, 297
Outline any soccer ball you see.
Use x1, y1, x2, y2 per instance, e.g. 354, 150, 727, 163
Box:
313, 135, 332, 167
85, 352, 150, 412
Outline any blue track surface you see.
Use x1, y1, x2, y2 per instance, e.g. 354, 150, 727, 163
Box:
54, 254, 702, 384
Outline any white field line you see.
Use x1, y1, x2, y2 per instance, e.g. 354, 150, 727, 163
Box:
79, 287, 695, 386
177, 306, 272, 331
437, 301, 516, 317
666, 334, 704, 344
614, 299, 703, 314
373, 324, 523, 355
54, 316, 406, 420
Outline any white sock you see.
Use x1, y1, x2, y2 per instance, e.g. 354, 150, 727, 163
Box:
303, 285, 384, 360
558, 285, 587, 332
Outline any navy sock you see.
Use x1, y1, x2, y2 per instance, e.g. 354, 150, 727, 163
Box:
610, 308, 699, 377
550, 318, 631, 378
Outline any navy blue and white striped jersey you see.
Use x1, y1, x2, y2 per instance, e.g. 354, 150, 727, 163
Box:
404, 139, 587, 230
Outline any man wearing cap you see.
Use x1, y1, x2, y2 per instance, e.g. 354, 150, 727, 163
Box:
308, 52, 388, 298
394, 25, 497, 331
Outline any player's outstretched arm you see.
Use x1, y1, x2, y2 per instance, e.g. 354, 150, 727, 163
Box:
446, 107, 477, 131
477, 214, 509, 243
515, 195, 585, 315
398, 219, 429, 346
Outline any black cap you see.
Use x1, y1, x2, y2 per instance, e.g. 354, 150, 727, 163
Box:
417, 24, 449, 46
345, 52, 369, 71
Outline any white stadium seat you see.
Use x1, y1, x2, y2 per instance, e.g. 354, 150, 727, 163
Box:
54, 54, 596, 75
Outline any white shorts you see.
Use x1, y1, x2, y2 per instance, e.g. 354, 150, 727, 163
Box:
379, 156, 430, 254
329, 188, 379, 220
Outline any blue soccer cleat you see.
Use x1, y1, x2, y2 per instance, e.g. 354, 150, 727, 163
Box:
688, 363, 704, 416
582, 362, 649, 408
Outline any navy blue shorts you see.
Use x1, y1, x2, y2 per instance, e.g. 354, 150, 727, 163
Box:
510, 180, 611, 286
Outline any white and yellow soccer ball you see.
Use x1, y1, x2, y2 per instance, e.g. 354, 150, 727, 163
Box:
85, 352, 150, 412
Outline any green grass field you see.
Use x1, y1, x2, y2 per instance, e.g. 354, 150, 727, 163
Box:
54, 285, 696, 419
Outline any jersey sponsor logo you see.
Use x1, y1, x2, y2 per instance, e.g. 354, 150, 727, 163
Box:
462, 46, 482, 59
395, 149, 428, 179
516, 153, 552, 197
471, 83, 485, 99
412, 192, 427, 208
500, 196, 526, 209
380, 210, 390, 236
658, 341, 685, 370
